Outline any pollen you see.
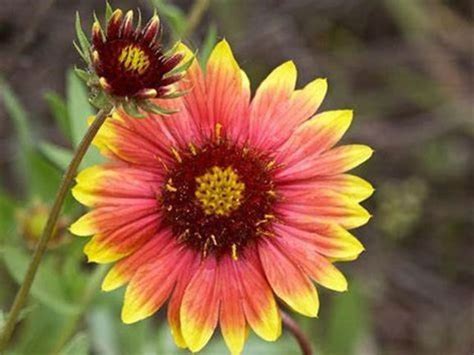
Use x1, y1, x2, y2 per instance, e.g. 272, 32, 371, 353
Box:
195, 166, 245, 216
118, 45, 150, 75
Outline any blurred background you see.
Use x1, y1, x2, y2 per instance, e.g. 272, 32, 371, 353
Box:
0, 0, 472, 354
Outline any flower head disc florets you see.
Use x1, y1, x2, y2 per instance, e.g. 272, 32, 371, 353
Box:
162, 139, 277, 259
75, 4, 192, 116
71, 40, 374, 355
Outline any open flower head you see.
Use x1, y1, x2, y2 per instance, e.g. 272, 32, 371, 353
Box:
75, 3, 191, 116
71, 40, 374, 354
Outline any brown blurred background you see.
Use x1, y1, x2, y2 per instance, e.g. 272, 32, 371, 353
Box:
0, 0, 473, 354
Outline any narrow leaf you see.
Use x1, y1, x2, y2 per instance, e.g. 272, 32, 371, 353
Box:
44, 91, 72, 141
200, 24, 217, 66
38, 141, 74, 171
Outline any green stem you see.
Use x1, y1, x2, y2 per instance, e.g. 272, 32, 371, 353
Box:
50, 265, 109, 354
0, 105, 113, 351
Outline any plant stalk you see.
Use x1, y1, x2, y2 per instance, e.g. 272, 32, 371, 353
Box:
0, 105, 113, 351
281, 311, 314, 355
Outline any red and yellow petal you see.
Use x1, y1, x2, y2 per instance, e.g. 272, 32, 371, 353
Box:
265, 78, 328, 145
249, 61, 297, 145
275, 223, 364, 261
174, 43, 209, 133
219, 256, 247, 355
277, 109, 353, 165
205, 39, 250, 139
281, 174, 374, 203
280, 190, 371, 230
92, 112, 176, 169
277, 144, 373, 181
101, 230, 175, 291
235, 249, 282, 342
121, 244, 189, 324
72, 165, 158, 207
180, 257, 220, 352
167, 253, 200, 349
259, 240, 319, 317
274, 231, 348, 292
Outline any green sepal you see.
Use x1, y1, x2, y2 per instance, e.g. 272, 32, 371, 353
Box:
136, 8, 143, 30
164, 52, 196, 78
138, 100, 179, 115
74, 67, 91, 83
73, 41, 90, 64
89, 91, 110, 109
161, 89, 191, 99
105, 1, 113, 22
163, 41, 182, 58
75, 12, 91, 62
122, 101, 146, 118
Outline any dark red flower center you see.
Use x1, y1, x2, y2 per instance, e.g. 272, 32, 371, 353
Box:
94, 39, 164, 97
160, 138, 278, 259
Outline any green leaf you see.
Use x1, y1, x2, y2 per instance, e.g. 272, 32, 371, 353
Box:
149, 0, 187, 37
29, 152, 63, 200
0, 77, 34, 194
1, 246, 81, 315
0, 78, 32, 150
67, 69, 94, 147
38, 142, 74, 171
44, 92, 72, 142
0, 190, 16, 242
200, 24, 217, 66
60, 332, 90, 355
11, 305, 66, 355
324, 282, 369, 355
88, 307, 120, 355
66, 69, 102, 167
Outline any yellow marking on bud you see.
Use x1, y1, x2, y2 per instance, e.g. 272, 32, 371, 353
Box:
195, 166, 245, 216
231, 244, 238, 260
92, 50, 100, 64
118, 45, 150, 75
99, 77, 111, 90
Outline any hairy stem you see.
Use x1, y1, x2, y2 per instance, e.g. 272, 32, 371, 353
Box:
281, 311, 314, 355
0, 105, 113, 351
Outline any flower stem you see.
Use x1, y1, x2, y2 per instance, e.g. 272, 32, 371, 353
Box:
0, 105, 113, 351
281, 311, 314, 355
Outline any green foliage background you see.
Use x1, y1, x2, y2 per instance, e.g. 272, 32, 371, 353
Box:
0, 0, 472, 354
